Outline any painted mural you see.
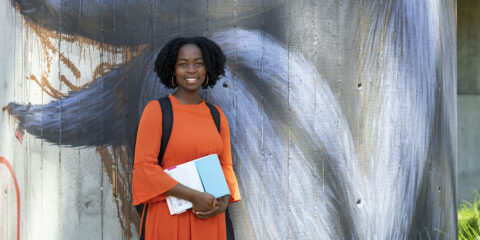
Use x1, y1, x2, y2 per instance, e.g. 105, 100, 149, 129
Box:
1, 0, 457, 239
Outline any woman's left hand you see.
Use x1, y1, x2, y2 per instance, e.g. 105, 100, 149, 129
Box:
193, 195, 230, 219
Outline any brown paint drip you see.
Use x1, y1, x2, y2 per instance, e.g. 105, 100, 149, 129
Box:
92, 62, 118, 80
59, 55, 81, 79
25, 19, 147, 62
9, 9, 146, 237
96, 146, 139, 238
28, 75, 67, 99
39, 25, 148, 55
2, 107, 19, 122
60, 75, 81, 92
113, 146, 140, 233
60, 61, 116, 92
26, 21, 82, 80
23, 19, 146, 101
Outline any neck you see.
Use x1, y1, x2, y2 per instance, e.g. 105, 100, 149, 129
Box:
172, 89, 202, 105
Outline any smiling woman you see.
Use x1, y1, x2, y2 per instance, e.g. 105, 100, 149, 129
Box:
173, 44, 208, 94
132, 37, 240, 240
154, 37, 226, 93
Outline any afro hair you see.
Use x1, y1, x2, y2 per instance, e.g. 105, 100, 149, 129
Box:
154, 37, 226, 89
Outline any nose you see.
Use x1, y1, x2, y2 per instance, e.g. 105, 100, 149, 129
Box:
186, 64, 196, 73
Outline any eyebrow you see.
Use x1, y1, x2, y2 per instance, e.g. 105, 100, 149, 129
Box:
177, 57, 204, 61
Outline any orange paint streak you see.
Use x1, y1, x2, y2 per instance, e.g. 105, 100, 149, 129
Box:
27, 75, 57, 99
59, 55, 81, 79
27, 75, 66, 99
0, 157, 21, 240
92, 63, 117, 80
60, 75, 81, 92
40, 75, 67, 98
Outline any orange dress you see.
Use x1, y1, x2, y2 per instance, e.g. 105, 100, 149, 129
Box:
132, 95, 241, 240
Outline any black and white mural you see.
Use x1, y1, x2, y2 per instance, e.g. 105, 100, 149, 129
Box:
1, 0, 457, 239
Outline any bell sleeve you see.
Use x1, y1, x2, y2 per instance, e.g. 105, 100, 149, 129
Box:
132, 101, 178, 205
216, 106, 242, 203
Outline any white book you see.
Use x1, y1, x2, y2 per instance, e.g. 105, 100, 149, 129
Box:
164, 160, 205, 215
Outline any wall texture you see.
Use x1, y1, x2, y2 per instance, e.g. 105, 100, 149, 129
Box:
1, 0, 457, 239
457, 95, 480, 204
458, 0, 480, 205
458, 0, 480, 95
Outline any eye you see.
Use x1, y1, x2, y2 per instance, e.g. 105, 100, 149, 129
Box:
195, 62, 204, 67
178, 63, 187, 67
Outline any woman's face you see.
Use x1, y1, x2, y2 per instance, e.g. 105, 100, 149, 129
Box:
174, 43, 207, 92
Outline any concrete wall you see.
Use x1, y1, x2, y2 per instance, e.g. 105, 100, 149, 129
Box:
0, 4, 132, 239
458, 0, 480, 94
458, 96, 480, 204
1, 0, 457, 239
458, 0, 480, 204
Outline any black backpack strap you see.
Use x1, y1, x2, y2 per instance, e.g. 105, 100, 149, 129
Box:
139, 203, 148, 240
139, 97, 173, 240
205, 101, 220, 133
158, 97, 174, 165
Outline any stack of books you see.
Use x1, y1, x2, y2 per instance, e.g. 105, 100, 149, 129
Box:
164, 154, 230, 215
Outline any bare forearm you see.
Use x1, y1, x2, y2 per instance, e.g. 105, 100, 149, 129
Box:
167, 183, 217, 213
165, 183, 201, 202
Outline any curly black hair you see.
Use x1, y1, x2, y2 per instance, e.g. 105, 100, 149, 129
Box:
154, 37, 226, 89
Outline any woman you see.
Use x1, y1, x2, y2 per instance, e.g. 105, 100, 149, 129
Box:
132, 37, 241, 240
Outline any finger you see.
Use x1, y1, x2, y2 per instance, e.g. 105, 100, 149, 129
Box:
196, 214, 209, 219
196, 207, 218, 216
196, 206, 219, 217
195, 211, 212, 219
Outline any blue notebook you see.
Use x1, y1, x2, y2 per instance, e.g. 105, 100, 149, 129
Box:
194, 154, 230, 198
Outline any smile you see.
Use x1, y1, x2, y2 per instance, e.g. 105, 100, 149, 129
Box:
185, 78, 199, 84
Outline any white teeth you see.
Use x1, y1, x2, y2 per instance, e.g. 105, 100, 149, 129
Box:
185, 78, 198, 84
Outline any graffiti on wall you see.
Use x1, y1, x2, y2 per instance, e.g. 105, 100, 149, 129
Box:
1, 157, 21, 240
4, 0, 456, 239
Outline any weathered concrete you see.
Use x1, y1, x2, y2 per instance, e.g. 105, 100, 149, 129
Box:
457, 0, 480, 205
1, 0, 457, 239
0, 3, 130, 239
458, 0, 480, 94
457, 95, 480, 204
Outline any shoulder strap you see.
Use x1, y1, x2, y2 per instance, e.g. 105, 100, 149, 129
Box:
157, 97, 173, 165
139, 97, 173, 240
205, 101, 221, 133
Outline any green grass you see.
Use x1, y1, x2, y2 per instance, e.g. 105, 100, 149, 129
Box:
458, 190, 480, 240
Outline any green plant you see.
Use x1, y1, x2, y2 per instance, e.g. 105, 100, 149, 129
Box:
458, 190, 480, 240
